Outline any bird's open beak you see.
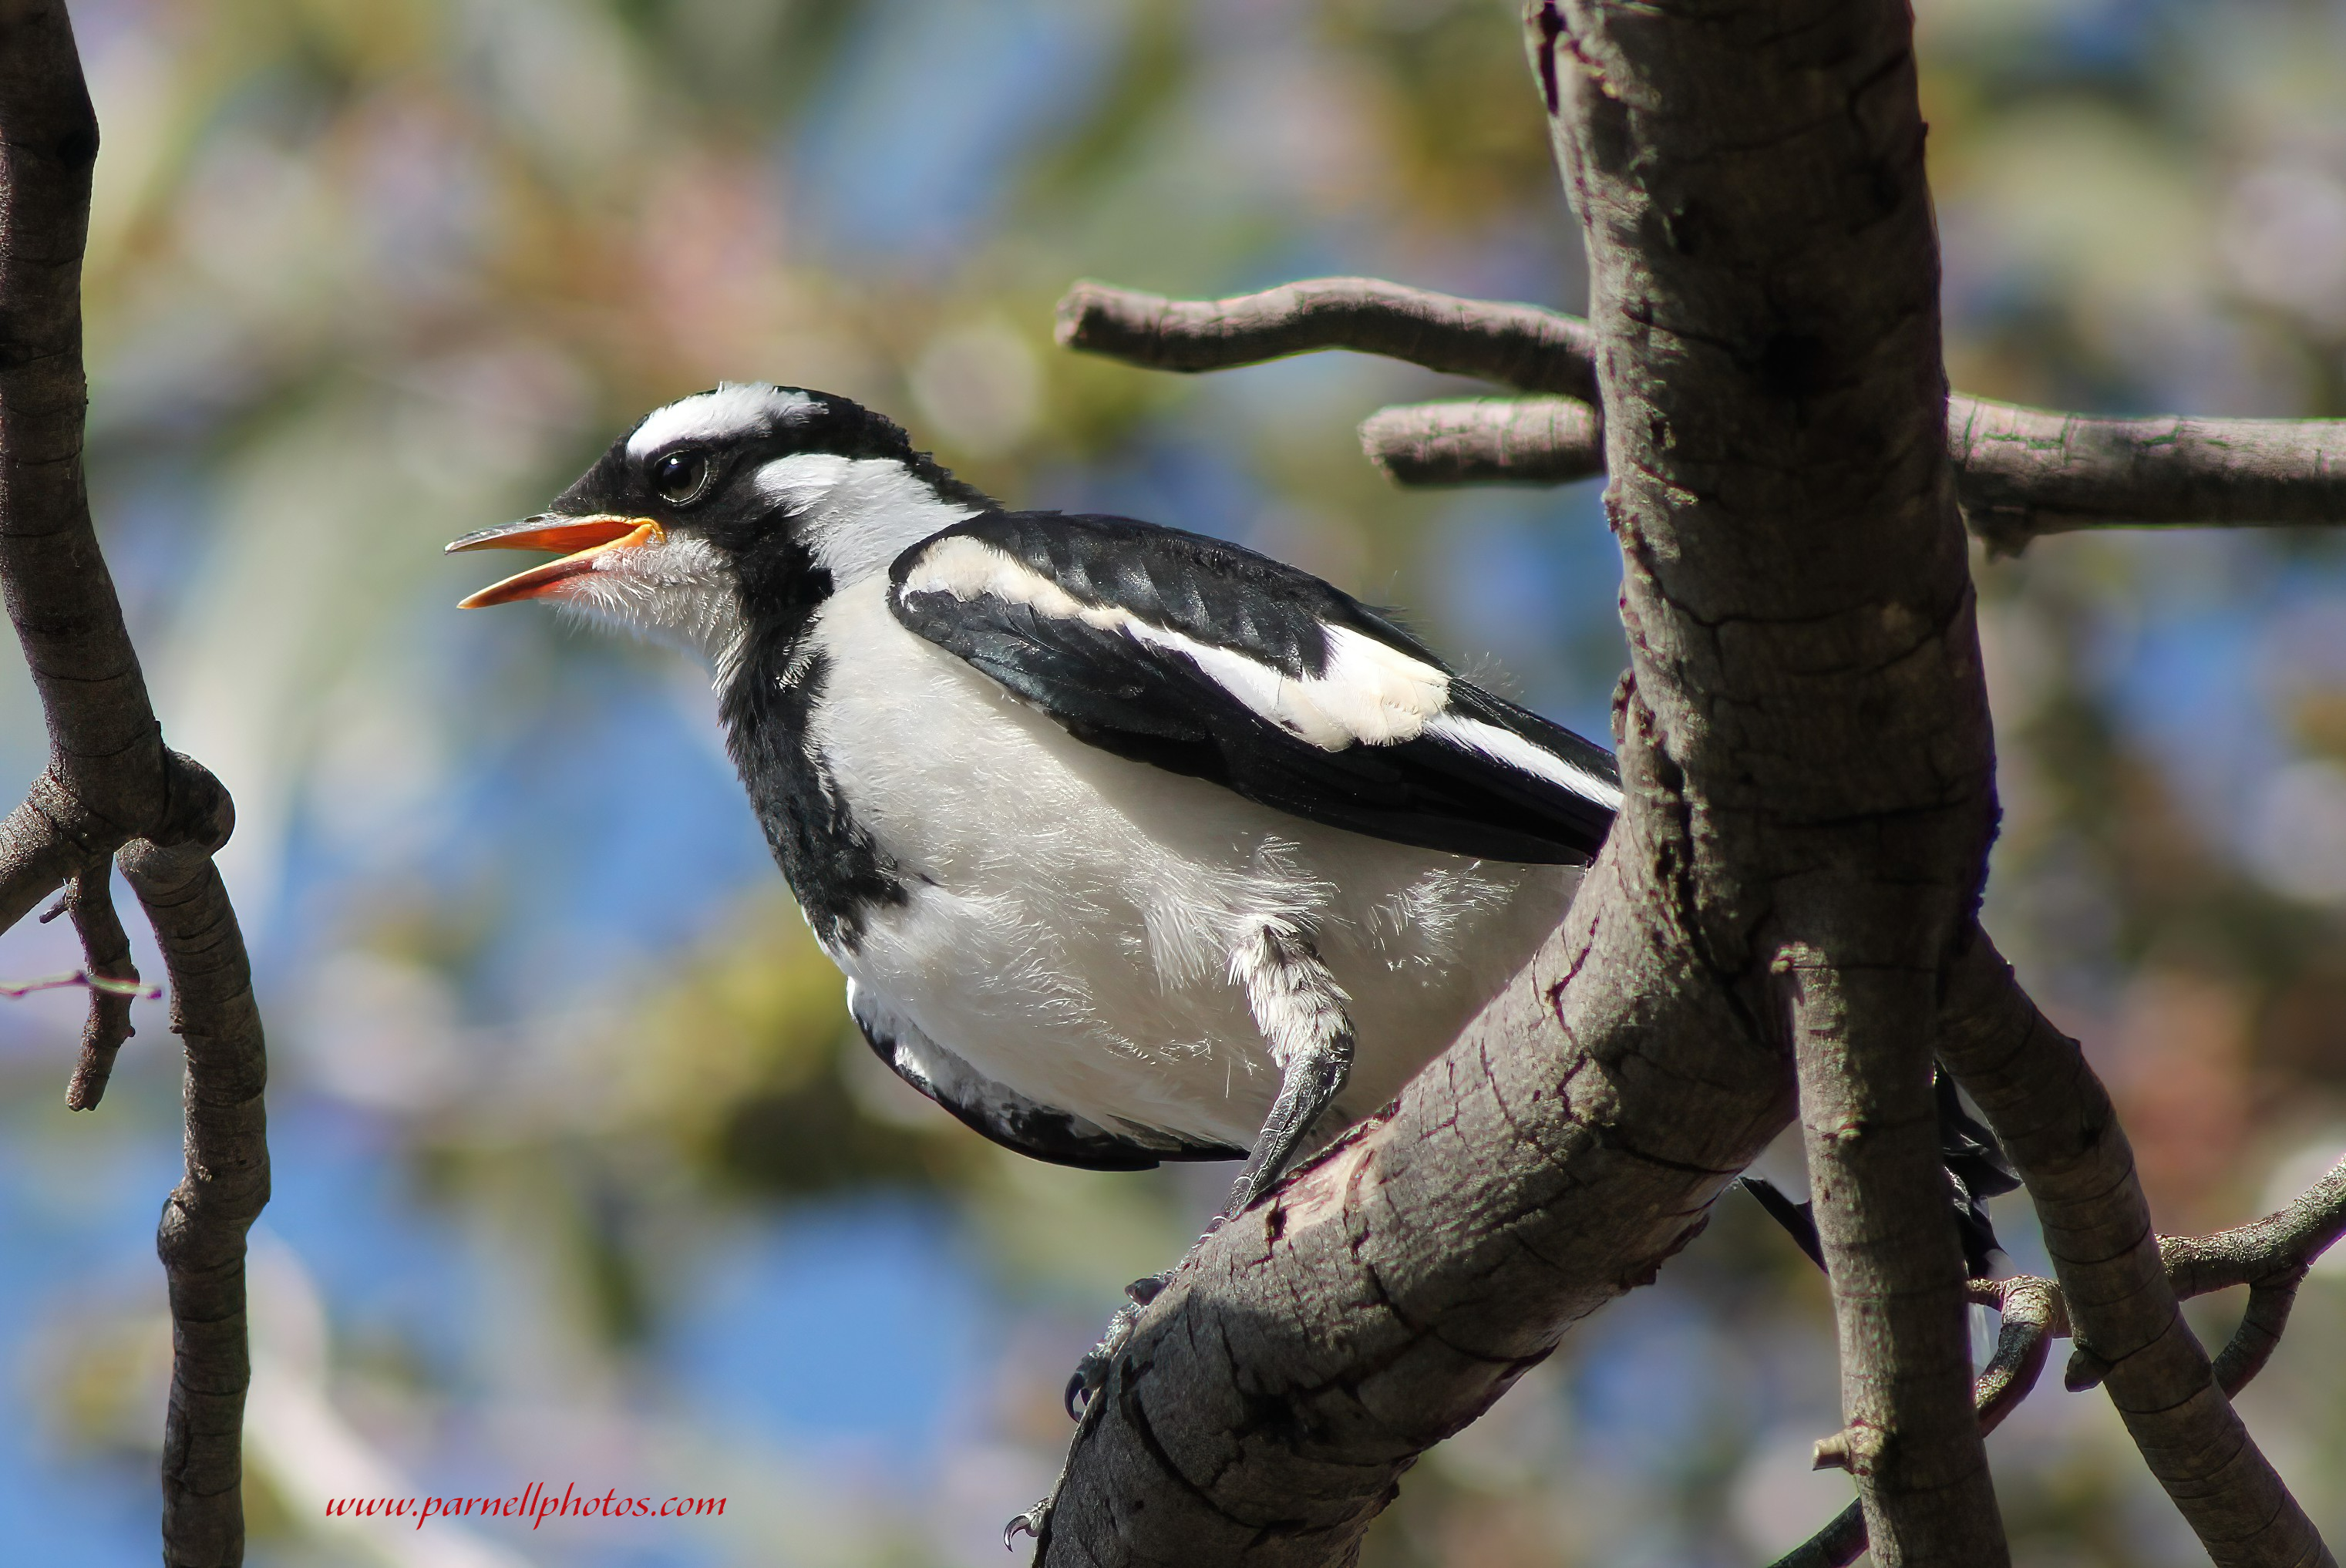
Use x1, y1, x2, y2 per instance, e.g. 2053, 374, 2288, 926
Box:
446, 514, 668, 608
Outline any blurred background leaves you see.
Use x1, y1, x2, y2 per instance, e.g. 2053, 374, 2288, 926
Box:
0, 0, 2343, 1563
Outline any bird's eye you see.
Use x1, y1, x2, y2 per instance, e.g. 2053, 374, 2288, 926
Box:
652, 449, 712, 506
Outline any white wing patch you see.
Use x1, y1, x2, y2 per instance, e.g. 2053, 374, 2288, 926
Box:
899, 535, 1455, 750
626, 383, 813, 459
1424, 713, 1625, 810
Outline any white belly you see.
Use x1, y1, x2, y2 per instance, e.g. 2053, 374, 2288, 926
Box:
806, 577, 1576, 1152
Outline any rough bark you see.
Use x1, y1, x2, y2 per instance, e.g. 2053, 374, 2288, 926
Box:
0, 5, 268, 1563
1949, 398, 2346, 549
1535, 0, 2003, 1559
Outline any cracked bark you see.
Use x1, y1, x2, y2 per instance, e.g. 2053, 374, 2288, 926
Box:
0, 5, 268, 1563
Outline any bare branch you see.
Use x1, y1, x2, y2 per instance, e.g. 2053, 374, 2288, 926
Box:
63, 860, 142, 1109
124, 819, 264, 1568
1065, 278, 2346, 545
0, 965, 153, 1000
1, 8, 267, 1563
1796, 1159, 2346, 1568
1055, 276, 1599, 402
1951, 398, 2346, 550
1939, 930, 2331, 1568
2055, 1155, 2346, 1399
1358, 398, 1602, 486
1779, 1279, 2060, 1568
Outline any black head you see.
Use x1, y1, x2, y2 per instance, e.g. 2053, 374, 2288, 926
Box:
446, 384, 993, 665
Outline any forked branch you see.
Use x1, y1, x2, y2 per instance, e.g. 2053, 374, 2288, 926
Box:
1782, 1163, 2346, 1568
1781, 1278, 2062, 1568
1938, 931, 2331, 1568
0, 5, 268, 1564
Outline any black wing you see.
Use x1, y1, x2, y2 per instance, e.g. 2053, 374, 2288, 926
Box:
887, 511, 1620, 864
847, 982, 1244, 1171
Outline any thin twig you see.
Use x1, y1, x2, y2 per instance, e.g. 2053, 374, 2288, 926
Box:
1062, 279, 2346, 540
64, 861, 145, 1109
0, 967, 156, 1001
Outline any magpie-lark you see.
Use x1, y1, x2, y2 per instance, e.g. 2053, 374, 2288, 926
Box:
449, 382, 2004, 1412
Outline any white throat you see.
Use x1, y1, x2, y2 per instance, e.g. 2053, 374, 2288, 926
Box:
547, 533, 748, 682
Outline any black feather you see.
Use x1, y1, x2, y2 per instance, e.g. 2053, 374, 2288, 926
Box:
1744, 1072, 2014, 1278
890, 511, 1619, 864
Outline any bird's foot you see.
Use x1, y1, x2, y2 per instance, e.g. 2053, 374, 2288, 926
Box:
1004, 1495, 1053, 1552
1064, 1271, 1169, 1419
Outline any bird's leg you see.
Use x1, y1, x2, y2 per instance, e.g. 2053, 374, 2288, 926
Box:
1061, 922, 1355, 1418
1013, 925, 1355, 1546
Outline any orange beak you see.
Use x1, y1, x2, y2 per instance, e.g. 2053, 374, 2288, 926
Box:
446, 515, 668, 608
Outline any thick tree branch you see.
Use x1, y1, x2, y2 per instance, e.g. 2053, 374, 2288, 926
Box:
1055, 276, 1600, 402
1939, 931, 2331, 1568
1535, 0, 2004, 1558
0, 5, 268, 1563
1042, 0, 2010, 1560
1062, 284, 2346, 540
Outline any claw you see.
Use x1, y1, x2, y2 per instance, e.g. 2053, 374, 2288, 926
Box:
1063, 1368, 1092, 1422
1125, 1272, 1167, 1307
1005, 1499, 1050, 1549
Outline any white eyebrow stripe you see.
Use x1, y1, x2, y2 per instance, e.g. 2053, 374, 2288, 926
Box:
1422, 713, 1624, 809
899, 536, 1452, 751
626, 384, 814, 459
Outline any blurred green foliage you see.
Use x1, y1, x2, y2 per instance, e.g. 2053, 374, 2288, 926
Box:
2, 1, 2344, 1565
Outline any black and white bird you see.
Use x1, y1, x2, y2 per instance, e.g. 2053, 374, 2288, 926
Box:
448, 383, 1999, 1405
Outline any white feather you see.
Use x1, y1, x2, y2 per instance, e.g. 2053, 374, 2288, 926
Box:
539, 533, 748, 681
1423, 712, 1625, 809
756, 453, 981, 585
898, 537, 1454, 750
626, 383, 812, 459
806, 576, 1577, 1151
